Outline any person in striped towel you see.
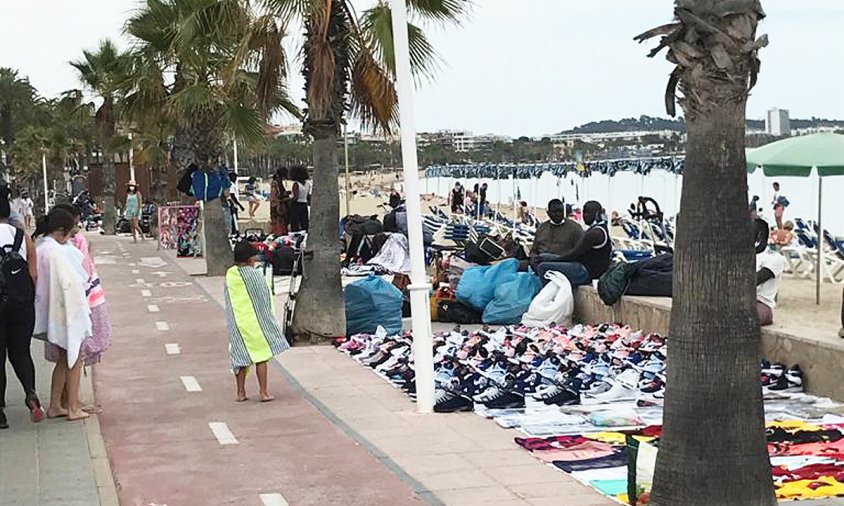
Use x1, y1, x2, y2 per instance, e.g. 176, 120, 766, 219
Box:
224, 241, 290, 402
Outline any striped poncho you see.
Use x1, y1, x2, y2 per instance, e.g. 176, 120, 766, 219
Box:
224, 265, 290, 370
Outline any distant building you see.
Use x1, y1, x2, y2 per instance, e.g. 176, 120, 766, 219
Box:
416, 130, 511, 152
766, 108, 790, 136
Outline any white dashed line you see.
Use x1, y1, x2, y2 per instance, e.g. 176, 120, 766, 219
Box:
260, 494, 290, 506
132, 269, 140, 274
128, 262, 136, 266
208, 422, 238, 445
180, 376, 202, 392
155, 321, 170, 331
141, 290, 152, 297
136, 278, 145, 284
147, 304, 160, 313
165, 343, 180, 355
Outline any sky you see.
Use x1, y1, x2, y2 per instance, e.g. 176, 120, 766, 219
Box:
2, 0, 843, 137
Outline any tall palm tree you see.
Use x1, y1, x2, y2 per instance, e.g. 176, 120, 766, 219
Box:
124, 0, 298, 275
0, 68, 39, 179
71, 39, 131, 233
636, 2, 774, 504
264, 0, 469, 343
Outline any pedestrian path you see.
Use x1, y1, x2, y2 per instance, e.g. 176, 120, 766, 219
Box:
92, 236, 422, 505
0, 342, 117, 506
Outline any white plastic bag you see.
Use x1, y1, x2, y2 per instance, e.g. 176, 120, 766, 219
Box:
521, 271, 574, 327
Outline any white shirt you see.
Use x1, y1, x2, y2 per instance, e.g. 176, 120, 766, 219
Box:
294, 181, 311, 203
0, 223, 26, 259
756, 250, 787, 309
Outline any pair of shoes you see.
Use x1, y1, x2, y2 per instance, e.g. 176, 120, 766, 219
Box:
0, 409, 8, 429
763, 365, 803, 394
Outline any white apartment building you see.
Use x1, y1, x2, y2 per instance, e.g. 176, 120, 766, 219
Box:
766, 108, 791, 136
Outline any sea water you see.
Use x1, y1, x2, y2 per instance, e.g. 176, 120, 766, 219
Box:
423, 170, 842, 236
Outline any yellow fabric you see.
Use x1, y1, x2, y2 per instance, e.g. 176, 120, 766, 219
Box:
767, 420, 822, 431
585, 432, 627, 445
776, 477, 844, 500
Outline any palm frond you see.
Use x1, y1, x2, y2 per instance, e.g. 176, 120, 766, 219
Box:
407, 0, 470, 24
223, 103, 266, 144
261, 0, 322, 23
168, 82, 220, 118
359, 3, 441, 81
349, 44, 397, 133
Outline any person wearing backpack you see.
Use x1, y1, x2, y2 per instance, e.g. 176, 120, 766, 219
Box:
0, 187, 43, 429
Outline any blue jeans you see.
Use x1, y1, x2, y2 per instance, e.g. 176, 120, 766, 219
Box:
537, 261, 592, 287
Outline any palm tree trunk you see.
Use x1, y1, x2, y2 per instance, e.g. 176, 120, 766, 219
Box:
291, 124, 345, 343
650, 67, 775, 506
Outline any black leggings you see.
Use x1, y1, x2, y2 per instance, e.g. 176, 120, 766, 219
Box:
289, 202, 309, 232
0, 302, 36, 408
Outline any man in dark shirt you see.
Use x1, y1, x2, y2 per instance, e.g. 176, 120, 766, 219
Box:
530, 199, 583, 265
537, 200, 613, 287
450, 183, 464, 213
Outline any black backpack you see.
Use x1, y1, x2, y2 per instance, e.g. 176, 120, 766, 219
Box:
0, 228, 33, 307
437, 300, 481, 324
177, 164, 198, 196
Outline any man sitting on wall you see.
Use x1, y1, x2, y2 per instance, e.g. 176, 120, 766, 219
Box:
529, 199, 583, 268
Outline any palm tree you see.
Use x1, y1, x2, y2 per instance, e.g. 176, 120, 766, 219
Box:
124, 0, 298, 275
264, 0, 468, 343
0, 68, 39, 179
71, 39, 131, 233
636, 2, 774, 504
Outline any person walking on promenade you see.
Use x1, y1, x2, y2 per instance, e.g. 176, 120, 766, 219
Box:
224, 241, 290, 402
0, 187, 42, 429
33, 209, 92, 421
49, 205, 113, 364
124, 181, 145, 243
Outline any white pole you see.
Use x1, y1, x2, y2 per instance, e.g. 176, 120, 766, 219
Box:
816, 176, 823, 305
128, 132, 135, 181
512, 174, 517, 233
233, 139, 239, 172
343, 125, 351, 217
390, 0, 434, 414
42, 152, 49, 212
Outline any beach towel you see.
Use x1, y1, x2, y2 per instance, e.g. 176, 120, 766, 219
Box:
33, 237, 92, 369
224, 265, 289, 371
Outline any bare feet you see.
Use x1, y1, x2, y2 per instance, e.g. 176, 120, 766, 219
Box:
82, 405, 103, 414
260, 393, 275, 403
67, 410, 90, 421
47, 407, 69, 419
236, 392, 249, 402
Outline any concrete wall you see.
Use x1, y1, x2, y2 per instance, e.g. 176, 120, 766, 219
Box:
573, 286, 844, 400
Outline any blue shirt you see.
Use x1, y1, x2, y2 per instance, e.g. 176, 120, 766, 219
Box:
191, 167, 231, 201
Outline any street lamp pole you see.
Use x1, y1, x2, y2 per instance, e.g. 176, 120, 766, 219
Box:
128, 132, 135, 181
42, 151, 49, 212
390, 0, 434, 413
344, 124, 351, 217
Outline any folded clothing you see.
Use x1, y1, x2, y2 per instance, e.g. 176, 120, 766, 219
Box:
553, 448, 629, 473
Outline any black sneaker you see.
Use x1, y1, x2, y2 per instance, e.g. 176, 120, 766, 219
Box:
766, 365, 803, 394
0, 409, 8, 430
484, 390, 525, 409
537, 385, 580, 406
434, 390, 474, 413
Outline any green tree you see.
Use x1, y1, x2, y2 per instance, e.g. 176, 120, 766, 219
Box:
0, 68, 40, 179
265, 0, 468, 342
636, 2, 774, 504
71, 39, 131, 233
124, 0, 298, 275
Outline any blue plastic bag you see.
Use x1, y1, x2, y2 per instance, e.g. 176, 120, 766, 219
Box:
482, 272, 542, 324
456, 258, 519, 311
345, 275, 403, 336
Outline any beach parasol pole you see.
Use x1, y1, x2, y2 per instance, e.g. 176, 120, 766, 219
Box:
390, 0, 434, 413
